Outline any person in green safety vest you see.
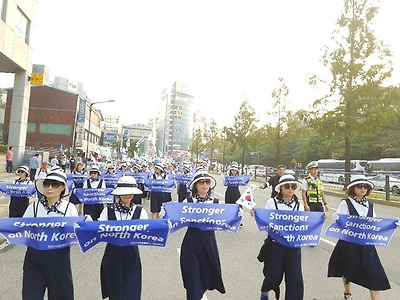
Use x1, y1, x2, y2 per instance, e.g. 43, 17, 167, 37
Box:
301, 161, 328, 212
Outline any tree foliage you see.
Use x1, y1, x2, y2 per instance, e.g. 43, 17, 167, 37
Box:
188, 1, 400, 171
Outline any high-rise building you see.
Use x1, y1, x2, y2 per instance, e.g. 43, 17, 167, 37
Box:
156, 80, 194, 158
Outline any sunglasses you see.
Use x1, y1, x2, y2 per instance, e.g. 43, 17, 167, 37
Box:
17, 170, 26, 174
198, 179, 211, 185
43, 179, 64, 188
355, 184, 370, 189
283, 184, 297, 190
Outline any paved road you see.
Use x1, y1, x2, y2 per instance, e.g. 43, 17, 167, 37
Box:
0, 173, 399, 299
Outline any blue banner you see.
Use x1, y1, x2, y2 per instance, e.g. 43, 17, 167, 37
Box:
103, 132, 118, 143
325, 214, 398, 246
163, 202, 241, 234
131, 172, 150, 184
175, 174, 193, 186
73, 188, 114, 204
166, 172, 176, 180
74, 219, 170, 253
102, 173, 122, 187
0, 183, 37, 198
0, 217, 85, 250
254, 209, 325, 247
223, 175, 250, 186
67, 180, 74, 195
115, 170, 134, 176
67, 173, 89, 185
144, 179, 175, 193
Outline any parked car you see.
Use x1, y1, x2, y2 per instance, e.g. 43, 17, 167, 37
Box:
246, 165, 266, 177
367, 174, 400, 195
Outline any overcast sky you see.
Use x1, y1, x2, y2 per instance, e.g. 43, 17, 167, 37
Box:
2, 0, 400, 128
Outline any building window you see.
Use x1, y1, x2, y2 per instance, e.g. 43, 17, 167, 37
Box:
39, 123, 72, 135
15, 7, 30, 44
27, 122, 36, 133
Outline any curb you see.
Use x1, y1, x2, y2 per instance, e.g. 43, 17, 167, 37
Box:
325, 191, 400, 208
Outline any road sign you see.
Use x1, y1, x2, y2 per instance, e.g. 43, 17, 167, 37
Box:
30, 73, 44, 85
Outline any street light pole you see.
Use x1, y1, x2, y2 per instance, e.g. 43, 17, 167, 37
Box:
85, 99, 116, 161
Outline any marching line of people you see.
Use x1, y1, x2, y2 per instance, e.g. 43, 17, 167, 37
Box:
0, 158, 399, 300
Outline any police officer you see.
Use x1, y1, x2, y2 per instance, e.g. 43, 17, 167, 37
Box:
301, 161, 328, 212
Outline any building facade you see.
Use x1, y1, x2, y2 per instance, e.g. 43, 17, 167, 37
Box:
156, 80, 194, 158
3, 85, 103, 159
0, 0, 38, 167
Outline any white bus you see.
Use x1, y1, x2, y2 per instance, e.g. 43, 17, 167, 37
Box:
317, 159, 367, 183
365, 158, 400, 176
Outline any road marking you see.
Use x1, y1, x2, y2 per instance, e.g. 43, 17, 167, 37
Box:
320, 237, 336, 247
0, 241, 10, 251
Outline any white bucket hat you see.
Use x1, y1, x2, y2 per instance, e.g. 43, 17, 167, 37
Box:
347, 175, 374, 189
229, 162, 239, 172
275, 174, 302, 192
189, 171, 216, 190
89, 165, 101, 175
154, 163, 164, 171
106, 164, 115, 169
15, 165, 30, 176
111, 176, 143, 195
35, 171, 69, 198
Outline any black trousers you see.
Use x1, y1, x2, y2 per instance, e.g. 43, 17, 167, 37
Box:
307, 202, 324, 212
23, 247, 74, 300
30, 169, 37, 181
6, 160, 12, 172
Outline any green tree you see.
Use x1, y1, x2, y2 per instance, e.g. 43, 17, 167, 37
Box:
231, 100, 257, 169
203, 119, 219, 163
189, 128, 206, 162
268, 78, 290, 162
310, 0, 393, 185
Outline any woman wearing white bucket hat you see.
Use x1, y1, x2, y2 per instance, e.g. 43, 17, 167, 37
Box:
328, 175, 390, 299
22, 170, 78, 300
149, 163, 169, 219
8, 165, 33, 217
98, 176, 148, 300
224, 162, 242, 205
81, 165, 106, 220
253, 174, 305, 300
179, 171, 225, 300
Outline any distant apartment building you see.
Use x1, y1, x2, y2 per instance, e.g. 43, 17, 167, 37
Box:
156, 80, 194, 158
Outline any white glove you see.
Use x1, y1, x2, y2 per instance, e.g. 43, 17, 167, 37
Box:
332, 213, 339, 221
238, 207, 243, 217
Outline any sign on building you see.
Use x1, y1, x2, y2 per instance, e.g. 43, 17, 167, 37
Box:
77, 98, 86, 123
31, 64, 49, 86
75, 124, 85, 147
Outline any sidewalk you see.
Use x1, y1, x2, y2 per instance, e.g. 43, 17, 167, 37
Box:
0, 171, 18, 218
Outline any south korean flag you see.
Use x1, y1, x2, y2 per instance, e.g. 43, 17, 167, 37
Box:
236, 184, 257, 210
